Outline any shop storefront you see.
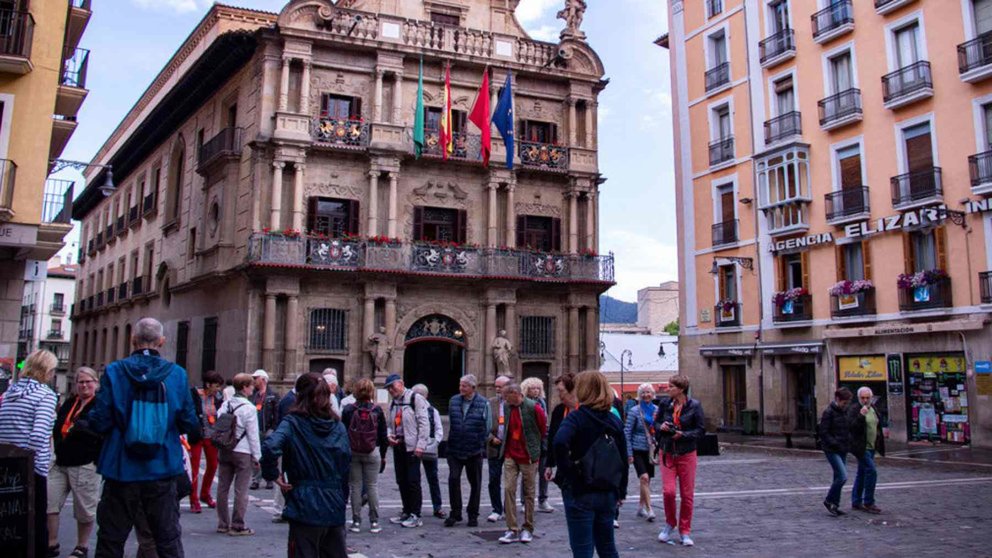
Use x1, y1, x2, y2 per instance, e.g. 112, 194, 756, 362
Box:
837, 355, 889, 425
905, 353, 970, 444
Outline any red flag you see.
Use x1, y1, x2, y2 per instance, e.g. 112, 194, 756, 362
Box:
469, 69, 491, 166
440, 63, 453, 160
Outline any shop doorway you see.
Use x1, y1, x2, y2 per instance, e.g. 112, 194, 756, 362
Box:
788, 364, 817, 433
403, 341, 463, 415
906, 353, 969, 444
721, 365, 747, 430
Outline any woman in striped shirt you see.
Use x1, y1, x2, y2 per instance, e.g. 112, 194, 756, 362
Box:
0, 349, 59, 557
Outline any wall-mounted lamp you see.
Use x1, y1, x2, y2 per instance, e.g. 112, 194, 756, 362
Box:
50, 159, 115, 197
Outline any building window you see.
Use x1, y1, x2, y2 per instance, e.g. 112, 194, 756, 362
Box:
719, 264, 737, 301
430, 11, 460, 26
50, 319, 62, 335
828, 51, 854, 95
175, 321, 190, 369
757, 146, 811, 236
837, 241, 871, 282
425, 107, 467, 133
837, 144, 863, 188
52, 293, 64, 311
516, 215, 561, 252
201, 317, 217, 377
309, 308, 347, 352
773, 75, 795, 116
769, 0, 790, 33
893, 21, 922, 69
320, 94, 362, 120
905, 228, 946, 273
166, 138, 185, 225
903, 122, 934, 173
778, 252, 808, 291
413, 206, 467, 243
519, 316, 555, 357
707, 0, 723, 19
307, 197, 359, 238
520, 120, 558, 144
713, 104, 732, 140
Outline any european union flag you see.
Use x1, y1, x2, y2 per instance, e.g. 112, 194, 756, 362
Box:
491, 74, 514, 170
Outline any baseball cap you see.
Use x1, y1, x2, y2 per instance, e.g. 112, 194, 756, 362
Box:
383, 373, 402, 388
252, 369, 269, 381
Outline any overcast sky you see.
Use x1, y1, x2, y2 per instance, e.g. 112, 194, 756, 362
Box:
59, 0, 674, 302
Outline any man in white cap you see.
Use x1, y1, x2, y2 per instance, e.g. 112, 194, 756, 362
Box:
250, 369, 279, 489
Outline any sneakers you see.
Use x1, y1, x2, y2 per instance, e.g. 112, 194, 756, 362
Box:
681, 534, 694, 547
863, 504, 882, 514
658, 524, 677, 545
369, 522, 382, 534
537, 501, 555, 513
389, 513, 410, 525
520, 530, 533, 543
636, 507, 647, 518
486, 512, 504, 522
498, 531, 520, 544
401, 514, 422, 528
613, 519, 620, 529
646, 509, 657, 522
349, 520, 361, 533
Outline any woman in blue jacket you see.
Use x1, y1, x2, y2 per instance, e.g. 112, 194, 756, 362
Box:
262, 373, 351, 558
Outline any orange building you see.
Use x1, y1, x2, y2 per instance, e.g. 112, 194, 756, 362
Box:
660, 0, 992, 449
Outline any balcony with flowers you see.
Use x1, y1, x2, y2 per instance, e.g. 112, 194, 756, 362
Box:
829, 280, 876, 319
715, 300, 741, 328
898, 269, 951, 312
772, 288, 812, 324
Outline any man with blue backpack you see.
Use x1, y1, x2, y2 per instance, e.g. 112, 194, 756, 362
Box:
83, 317, 200, 558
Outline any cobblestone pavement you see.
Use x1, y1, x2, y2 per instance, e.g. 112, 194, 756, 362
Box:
57, 446, 992, 557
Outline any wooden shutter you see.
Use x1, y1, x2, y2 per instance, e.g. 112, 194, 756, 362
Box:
306, 197, 318, 233
456, 209, 467, 244
800, 251, 810, 290
935, 226, 948, 271
862, 240, 872, 281
550, 123, 559, 144
551, 218, 562, 252
348, 200, 360, 235
835, 245, 847, 282
905, 124, 933, 173
902, 233, 915, 274
839, 150, 862, 189
413, 206, 424, 241
720, 191, 735, 222
352, 97, 363, 120
777, 256, 787, 291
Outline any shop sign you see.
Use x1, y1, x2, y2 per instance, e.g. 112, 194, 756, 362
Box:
769, 233, 834, 253
838, 356, 886, 382
964, 198, 992, 214
700, 345, 754, 358
844, 205, 949, 239
761, 343, 823, 355
0, 223, 37, 248
975, 361, 992, 374
906, 355, 966, 375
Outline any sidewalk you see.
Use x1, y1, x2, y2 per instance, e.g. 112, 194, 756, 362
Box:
718, 432, 992, 470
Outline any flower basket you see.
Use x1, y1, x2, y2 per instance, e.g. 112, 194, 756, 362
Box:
897, 269, 947, 290
717, 299, 737, 321
772, 288, 809, 314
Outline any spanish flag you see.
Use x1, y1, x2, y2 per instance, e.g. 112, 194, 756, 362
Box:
439, 62, 453, 160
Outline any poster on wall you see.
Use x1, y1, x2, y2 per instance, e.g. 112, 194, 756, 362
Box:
838, 356, 886, 382
907, 353, 970, 444
887, 355, 904, 395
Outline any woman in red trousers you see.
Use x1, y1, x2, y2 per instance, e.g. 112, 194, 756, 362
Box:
654, 375, 706, 547
189, 370, 226, 513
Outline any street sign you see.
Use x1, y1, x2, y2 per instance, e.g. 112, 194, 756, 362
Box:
975, 361, 992, 374
24, 260, 47, 282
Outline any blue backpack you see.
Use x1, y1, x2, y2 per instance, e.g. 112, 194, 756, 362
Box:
124, 379, 170, 460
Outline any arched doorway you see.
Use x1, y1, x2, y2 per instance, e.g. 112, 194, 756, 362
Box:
403, 314, 465, 414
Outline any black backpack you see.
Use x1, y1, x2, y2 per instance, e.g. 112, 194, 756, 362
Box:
209, 400, 247, 451
574, 428, 625, 492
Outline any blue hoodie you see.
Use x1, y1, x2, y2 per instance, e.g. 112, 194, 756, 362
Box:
85, 349, 199, 482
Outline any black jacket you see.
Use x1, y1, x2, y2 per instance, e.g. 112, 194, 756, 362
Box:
654, 398, 706, 456
818, 401, 852, 454
545, 403, 570, 469
52, 395, 103, 467
253, 390, 280, 433
848, 404, 886, 458
552, 406, 628, 500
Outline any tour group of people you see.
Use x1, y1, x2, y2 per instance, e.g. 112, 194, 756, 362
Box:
0, 316, 716, 558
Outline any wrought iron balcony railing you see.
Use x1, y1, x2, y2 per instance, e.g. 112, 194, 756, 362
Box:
891, 167, 942, 208
958, 32, 992, 75
198, 127, 243, 169
899, 277, 952, 312
882, 61, 933, 105
825, 186, 870, 222
712, 219, 738, 247
773, 294, 813, 323
60, 48, 89, 88
969, 150, 992, 188
715, 302, 741, 328
313, 118, 369, 148
818, 89, 862, 127
709, 136, 734, 166
831, 289, 876, 319
50, 303, 65, 315
981, 271, 992, 304
518, 141, 568, 171
422, 129, 481, 161
759, 28, 795, 65
811, 0, 853, 40
248, 234, 615, 284
42, 178, 72, 224
705, 62, 730, 92
47, 330, 63, 340
764, 111, 802, 144
0, 10, 34, 59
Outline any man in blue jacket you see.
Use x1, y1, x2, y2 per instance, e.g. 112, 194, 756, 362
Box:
84, 317, 199, 558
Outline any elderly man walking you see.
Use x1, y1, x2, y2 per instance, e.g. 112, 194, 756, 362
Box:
444, 374, 491, 528
497, 384, 547, 544
84, 318, 200, 558
850, 386, 886, 514
486, 375, 511, 522
385, 374, 429, 528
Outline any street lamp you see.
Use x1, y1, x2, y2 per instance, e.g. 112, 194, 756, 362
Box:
50, 159, 115, 196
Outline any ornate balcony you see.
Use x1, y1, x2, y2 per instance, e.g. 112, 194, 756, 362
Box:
764, 111, 802, 145
818, 89, 862, 131
198, 127, 243, 172
709, 136, 734, 167
0, 158, 16, 221
891, 167, 942, 210
519, 141, 568, 172
980, 271, 992, 304
313, 118, 369, 149
247, 234, 615, 284
899, 276, 951, 312
0, 10, 34, 74
825, 186, 870, 225
715, 302, 740, 328
712, 219, 738, 247
811, 0, 854, 44
882, 61, 933, 110
968, 151, 992, 195
759, 29, 795, 68
830, 289, 876, 319
422, 129, 482, 162
705, 62, 730, 93
958, 32, 992, 83
773, 293, 812, 324
875, 0, 916, 15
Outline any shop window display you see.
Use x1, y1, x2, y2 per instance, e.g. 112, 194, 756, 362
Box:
906, 353, 969, 444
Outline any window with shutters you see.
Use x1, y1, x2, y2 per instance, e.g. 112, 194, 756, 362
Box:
308, 308, 347, 352
906, 229, 946, 273
516, 215, 561, 252
520, 120, 558, 144
779, 252, 806, 290
413, 206, 466, 243
838, 242, 866, 282
719, 265, 737, 301
430, 11, 460, 26
519, 316, 555, 357
774, 76, 795, 115
307, 197, 359, 238
201, 317, 217, 376
903, 122, 933, 172
828, 51, 854, 95
425, 107, 467, 133
175, 321, 190, 369
320, 94, 362, 120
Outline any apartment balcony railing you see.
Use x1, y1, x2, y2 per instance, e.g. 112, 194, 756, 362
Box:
958, 32, 992, 81
811, 0, 854, 43
132, 276, 145, 296
891, 167, 942, 209
0, 159, 16, 220
825, 186, 870, 224
968, 150, 992, 194
0, 10, 34, 70
313, 118, 369, 148
758, 28, 795, 67
709, 136, 734, 166
773, 294, 813, 323
881, 61, 933, 109
143, 191, 157, 216
50, 303, 65, 316
831, 289, 876, 319
704, 62, 730, 92
41, 178, 72, 225
47, 330, 63, 340
764, 111, 802, 144
248, 234, 616, 284
818, 88, 862, 130
711, 219, 739, 247
118, 281, 128, 301
60, 47, 89, 88
899, 277, 952, 312
422, 129, 482, 161
715, 302, 741, 328
198, 127, 243, 171
980, 271, 992, 304
519, 141, 569, 172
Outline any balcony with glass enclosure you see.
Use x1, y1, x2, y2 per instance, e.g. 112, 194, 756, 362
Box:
757, 146, 812, 237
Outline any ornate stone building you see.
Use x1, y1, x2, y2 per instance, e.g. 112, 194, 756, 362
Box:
70, 0, 611, 410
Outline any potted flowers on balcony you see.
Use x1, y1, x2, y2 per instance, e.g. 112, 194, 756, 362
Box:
361, 235, 402, 246
828, 279, 874, 311
579, 248, 599, 258
772, 287, 809, 316
716, 299, 738, 323
897, 269, 948, 304
252, 228, 304, 264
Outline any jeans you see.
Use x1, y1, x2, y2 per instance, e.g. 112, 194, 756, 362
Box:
562, 489, 619, 558
824, 452, 848, 506
538, 452, 549, 503
661, 451, 697, 535
349, 452, 381, 523
422, 457, 443, 512
503, 460, 537, 533
287, 523, 347, 558
189, 438, 219, 503
852, 450, 877, 506
447, 455, 483, 520
95, 477, 183, 558
217, 451, 253, 530
394, 448, 422, 517
488, 457, 504, 514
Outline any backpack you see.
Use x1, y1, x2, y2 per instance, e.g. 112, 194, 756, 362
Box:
348, 405, 379, 454
124, 380, 170, 460
574, 428, 625, 492
209, 400, 247, 452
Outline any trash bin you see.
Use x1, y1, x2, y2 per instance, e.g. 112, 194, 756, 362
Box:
742, 409, 759, 435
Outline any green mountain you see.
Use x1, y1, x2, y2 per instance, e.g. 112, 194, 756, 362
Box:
599, 295, 637, 323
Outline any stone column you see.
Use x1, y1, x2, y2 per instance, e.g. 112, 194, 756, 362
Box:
373, 69, 385, 122
585, 305, 598, 371
384, 297, 397, 343
585, 192, 596, 251
485, 303, 497, 380
487, 183, 498, 247
391, 72, 404, 124
262, 293, 277, 372
568, 99, 577, 146
292, 163, 305, 232
587, 101, 596, 149
284, 295, 299, 380
367, 170, 379, 236
299, 61, 311, 115
505, 185, 515, 247
568, 191, 578, 254
270, 162, 285, 230
278, 58, 291, 112
363, 297, 375, 340
505, 303, 516, 362
568, 305, 580, 372
387, 172, 399, 237
592, 191, 599, 252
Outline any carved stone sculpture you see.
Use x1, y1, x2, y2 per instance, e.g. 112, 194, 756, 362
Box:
492, 330, 513, 377
367, 326, 392, 374
557, 0, 588, 40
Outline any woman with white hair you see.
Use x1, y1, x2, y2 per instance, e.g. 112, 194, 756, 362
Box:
520, 377, 553, 513
624, 383, 658, 522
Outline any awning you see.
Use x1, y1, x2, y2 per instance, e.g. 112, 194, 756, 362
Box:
759, 341, 824, 356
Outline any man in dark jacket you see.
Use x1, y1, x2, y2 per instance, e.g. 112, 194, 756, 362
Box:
250, 369, 279, 490
444, 374, 491, 528
818, 387, 854, 516
850, 386, 885, 514
486, 375, 511, 522
84, 318, 200, 558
